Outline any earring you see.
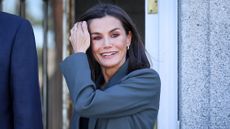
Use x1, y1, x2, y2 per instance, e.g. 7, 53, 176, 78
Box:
127, 45, 130, 50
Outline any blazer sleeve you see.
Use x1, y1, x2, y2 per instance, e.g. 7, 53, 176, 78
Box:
10, 19, 43, 129
60, 53, 161, 118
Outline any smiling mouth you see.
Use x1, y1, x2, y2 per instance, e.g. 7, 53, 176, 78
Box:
101, 51, 118, 57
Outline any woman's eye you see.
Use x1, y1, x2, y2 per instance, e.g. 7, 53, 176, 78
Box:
92, 36, 102, 40
111, 34, 119, 38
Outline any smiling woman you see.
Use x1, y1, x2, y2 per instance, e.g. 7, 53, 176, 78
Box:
60, 3, 161, 129
89, 16, 132, 82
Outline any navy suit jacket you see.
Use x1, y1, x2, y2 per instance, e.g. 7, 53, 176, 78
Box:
0, 12, 43, 129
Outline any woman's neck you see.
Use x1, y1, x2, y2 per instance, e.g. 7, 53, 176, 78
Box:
101, 58, 126, 83
101, 67, 117, 83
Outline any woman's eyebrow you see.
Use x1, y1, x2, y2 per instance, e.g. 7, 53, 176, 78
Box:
90, 28, 121, 35
110, 28, 120, 32
90, 32, 100, 35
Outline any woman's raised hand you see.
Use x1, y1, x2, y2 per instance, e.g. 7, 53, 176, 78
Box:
69, 21, 90, 53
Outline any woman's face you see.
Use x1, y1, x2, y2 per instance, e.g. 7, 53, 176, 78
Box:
89, 15, 132, 71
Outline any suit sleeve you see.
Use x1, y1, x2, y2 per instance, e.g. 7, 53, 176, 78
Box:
10, 19, 43, 129
60, 53, 161, 118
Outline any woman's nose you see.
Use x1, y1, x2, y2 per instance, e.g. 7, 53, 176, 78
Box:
103, 37, 112, 47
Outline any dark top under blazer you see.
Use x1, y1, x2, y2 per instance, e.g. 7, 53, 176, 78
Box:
60, 53, 161, 129
0, 12, 43, 129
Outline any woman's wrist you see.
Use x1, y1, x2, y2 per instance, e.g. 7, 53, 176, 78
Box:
74, 49, 86, 53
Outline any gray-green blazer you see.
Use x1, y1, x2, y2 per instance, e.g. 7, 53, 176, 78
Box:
60, 53, 161, 129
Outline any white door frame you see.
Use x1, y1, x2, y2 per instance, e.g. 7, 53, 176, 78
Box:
145, 0, 178, 129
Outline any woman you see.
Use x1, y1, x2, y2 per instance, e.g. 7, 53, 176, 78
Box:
60, 3, 161, 129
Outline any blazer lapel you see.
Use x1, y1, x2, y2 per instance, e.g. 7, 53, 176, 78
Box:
88, 60, 128, 129
103, 60, 128, 90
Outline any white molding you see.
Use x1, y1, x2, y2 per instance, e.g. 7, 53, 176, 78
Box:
145, 0, 178, 129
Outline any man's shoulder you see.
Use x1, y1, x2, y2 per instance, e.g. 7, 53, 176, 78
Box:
0, 11, 28, 28
0, 11, 24, 22
0, 11, 32, 37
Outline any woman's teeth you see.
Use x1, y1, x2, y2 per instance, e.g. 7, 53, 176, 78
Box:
101, 52, 117, 56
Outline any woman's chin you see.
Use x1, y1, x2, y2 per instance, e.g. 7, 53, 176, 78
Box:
100, 62, 117, 69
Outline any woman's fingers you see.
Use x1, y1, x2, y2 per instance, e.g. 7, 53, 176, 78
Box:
68, 21, 90, 53
71, 21, 88, 34
82, 21, 89, 34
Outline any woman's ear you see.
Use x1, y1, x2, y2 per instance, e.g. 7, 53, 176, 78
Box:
127, 31, 132, 46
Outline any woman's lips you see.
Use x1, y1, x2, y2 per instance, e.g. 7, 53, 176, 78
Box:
100, 51, 118, 58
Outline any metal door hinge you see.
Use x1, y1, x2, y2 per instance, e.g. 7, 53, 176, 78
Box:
148, 0, 158, 14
